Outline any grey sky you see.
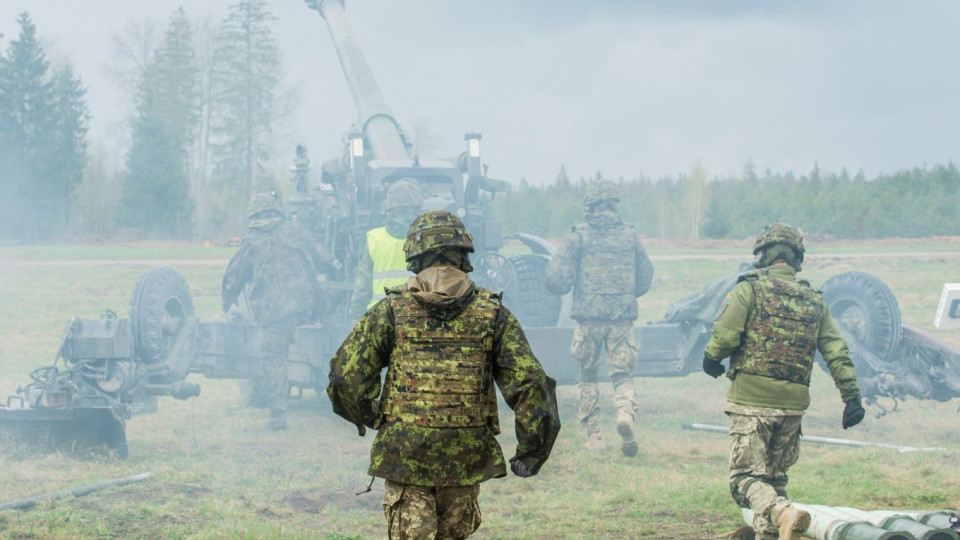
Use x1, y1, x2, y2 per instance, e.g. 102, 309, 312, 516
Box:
2, 1, 958, 184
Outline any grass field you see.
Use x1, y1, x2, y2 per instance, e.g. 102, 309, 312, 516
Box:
0, 239, 958, 539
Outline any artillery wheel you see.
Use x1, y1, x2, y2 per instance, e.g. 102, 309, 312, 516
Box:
506, 255, 562, 327
819, 271, 901, 373
130, 267, 195, 379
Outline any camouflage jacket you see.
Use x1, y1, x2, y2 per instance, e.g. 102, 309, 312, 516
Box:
544, 211, 654, 321
705, 263, 860, 410
222, 218, 337, 327
328, 264, 561, 487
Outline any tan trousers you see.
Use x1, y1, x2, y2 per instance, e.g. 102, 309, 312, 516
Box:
728, 413, 802, 538
383, 479, 482, 540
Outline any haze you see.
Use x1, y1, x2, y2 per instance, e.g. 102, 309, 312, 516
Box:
2, 0, 958, 183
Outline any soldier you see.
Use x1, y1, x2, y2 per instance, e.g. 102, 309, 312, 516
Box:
702, 223, 865, 540
544, 178, 654, 456
350, 178, 423, 319
328, 210, 561, 540
222, 192, 340, 431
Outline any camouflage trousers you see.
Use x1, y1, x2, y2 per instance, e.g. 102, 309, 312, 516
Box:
382, 479, 481, 540
570, 320, 639, 435
260, 317, 297, 414
727, 412, 802, 539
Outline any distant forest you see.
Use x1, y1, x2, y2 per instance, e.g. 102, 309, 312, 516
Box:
492, 162, 960, 240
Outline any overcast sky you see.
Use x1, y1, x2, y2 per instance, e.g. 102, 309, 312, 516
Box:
2, 1, 958, 185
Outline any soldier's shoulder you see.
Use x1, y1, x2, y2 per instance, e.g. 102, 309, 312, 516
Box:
474, 285, 503, 304
736, 269, 761, 283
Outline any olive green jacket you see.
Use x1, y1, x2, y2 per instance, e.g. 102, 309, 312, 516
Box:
704, 264, 860, 411
328, 264, 561, 487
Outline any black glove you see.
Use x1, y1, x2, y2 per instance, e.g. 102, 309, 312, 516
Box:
509, 456, 533, 478
702, 355, 725, 379
842, 397, 865, 429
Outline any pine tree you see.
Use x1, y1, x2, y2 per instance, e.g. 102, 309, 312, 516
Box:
209, 0, 283, 234
0, 13, 88, 241
118, 54, 193, 238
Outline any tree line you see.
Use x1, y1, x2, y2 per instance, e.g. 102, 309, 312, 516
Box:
492, 162, 960, 240
0, 1, 288, 243
2, 7, 958, 243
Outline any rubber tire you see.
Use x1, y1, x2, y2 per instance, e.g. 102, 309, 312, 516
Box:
130, 267, 195, 376
819, 271, 901, 373
506, 254, 562, 327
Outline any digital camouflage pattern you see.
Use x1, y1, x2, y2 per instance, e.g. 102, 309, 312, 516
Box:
569, 320, 638, 435
544, 210, 653, 322
727, 412, 802, 539
582, 178, 621, 208
545, 202, 652, 453
729, 269, 824, 385
705, 253, 860, 540
328, 264, 561, 487
259, 317, 297, 413
753, 223, 805, 259
705, 263, 860, 409
222, 218, 338, 327
382, 288, 499, 429
403, 210, 475, 262
383, 480, 481, 540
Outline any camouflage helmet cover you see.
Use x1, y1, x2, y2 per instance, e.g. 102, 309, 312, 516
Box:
246, 192, 282, 219
404, 210, 475, 261
583, 178, 621, 209
753, 222, 805, 261
383, 178, 423, 213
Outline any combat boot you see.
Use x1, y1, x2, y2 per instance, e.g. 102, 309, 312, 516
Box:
775, 505, 810, 540
583, 432, 606, 452
268, 411, 288, 431
616, 409, 637, 457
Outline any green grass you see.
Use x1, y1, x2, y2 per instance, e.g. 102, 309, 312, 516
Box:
0, 240, 958, 539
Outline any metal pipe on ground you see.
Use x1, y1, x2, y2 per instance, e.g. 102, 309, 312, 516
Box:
825, 506, 955, 540
743, 505, 914, 540
682, 422, 947, 452
0, 472, 152, 511
870, 511, 960, 539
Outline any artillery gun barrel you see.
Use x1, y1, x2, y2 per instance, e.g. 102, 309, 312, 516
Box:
314, 0, 409, 160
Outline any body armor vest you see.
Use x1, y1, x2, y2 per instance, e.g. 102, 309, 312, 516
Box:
729, 270, 824, 385
570, 223, 638, 322
382, 288, 501, 431
366, 227, 410, 308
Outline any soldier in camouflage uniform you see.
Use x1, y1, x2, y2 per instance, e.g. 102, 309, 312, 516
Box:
328, 210, 561, 540
544, 178, 653, 457
703, 223, 865, 540
222, 192, 340, 431
350, 179, 423, 319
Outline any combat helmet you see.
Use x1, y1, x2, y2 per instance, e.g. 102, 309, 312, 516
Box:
403, 210, 475, 262
383, 178, 423, 213
246, 192, 282, 219
583, 178, 621, 209
753, 222, 805, 268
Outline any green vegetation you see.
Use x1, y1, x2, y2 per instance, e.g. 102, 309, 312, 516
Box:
494, 163, 960, 241
0, 242, 957, 539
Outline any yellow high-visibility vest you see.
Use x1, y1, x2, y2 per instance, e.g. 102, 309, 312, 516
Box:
367, 226, 410, 308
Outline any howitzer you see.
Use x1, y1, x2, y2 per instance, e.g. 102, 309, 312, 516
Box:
0, 268, 334, 458
291, 0, 561, 328
529, 265, 960, 415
